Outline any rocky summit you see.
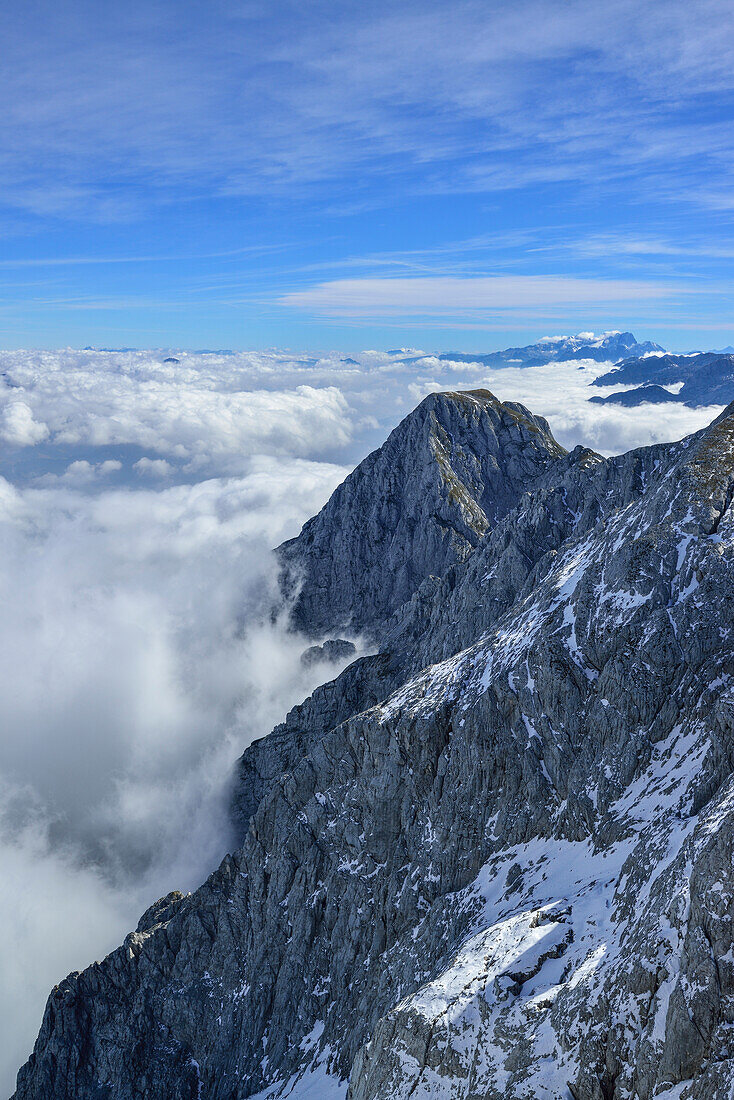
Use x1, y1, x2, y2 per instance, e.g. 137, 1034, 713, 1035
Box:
277, 390, 565, 639
14, 390, 734, 1100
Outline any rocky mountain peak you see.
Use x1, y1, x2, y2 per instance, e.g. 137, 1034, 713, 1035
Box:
278, 388, 566, 639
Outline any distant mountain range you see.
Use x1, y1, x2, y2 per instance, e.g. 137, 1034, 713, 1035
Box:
593, 352, 734, 407
438, 330, 665, 368
428, 329, 734, 409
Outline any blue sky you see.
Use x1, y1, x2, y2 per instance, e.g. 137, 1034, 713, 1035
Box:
2, 0, 734, 351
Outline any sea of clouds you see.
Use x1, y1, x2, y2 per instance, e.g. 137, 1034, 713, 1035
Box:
0, 345, 724, 1093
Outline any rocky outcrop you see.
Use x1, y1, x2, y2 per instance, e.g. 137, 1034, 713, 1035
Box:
300, 639, 356, 669
277, 389, 566, 638
13, 396, 734, 1100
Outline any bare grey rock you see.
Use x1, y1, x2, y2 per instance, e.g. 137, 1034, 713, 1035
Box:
277, 389, 566, 639
300, 639, 357, 669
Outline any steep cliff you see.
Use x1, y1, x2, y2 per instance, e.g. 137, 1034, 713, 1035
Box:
277, 389, 566, 638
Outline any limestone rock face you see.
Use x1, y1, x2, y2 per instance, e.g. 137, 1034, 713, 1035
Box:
277, 389, 566, 639
300, 639, 357, 669
13, 395, 734, 1100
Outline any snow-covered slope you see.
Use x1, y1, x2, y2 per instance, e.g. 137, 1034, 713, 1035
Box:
13, 395, 734, 1100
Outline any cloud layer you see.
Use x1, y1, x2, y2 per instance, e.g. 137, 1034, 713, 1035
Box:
0, 454, 355, 1093
0, 350, 353, 475
1, 345, 722, 477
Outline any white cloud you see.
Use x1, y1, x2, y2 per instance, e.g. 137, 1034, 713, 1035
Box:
0, 457, 357, 1094
0, 787, 136, 1096
0, 401, 49, 446
0, 351, 354, 475
134, 456, 173, 477
0, 346, 723, 470
62, 458, 124, 482
280, 275, 696, 321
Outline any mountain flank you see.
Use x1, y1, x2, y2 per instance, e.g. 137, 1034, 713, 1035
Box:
13, 391, 734, 1100
593, 351, 734, 407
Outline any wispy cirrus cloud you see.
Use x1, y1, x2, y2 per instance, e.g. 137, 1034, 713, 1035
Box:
562, 233, 734, 261
3, 0, 734, 221
3, 0, 734, 347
